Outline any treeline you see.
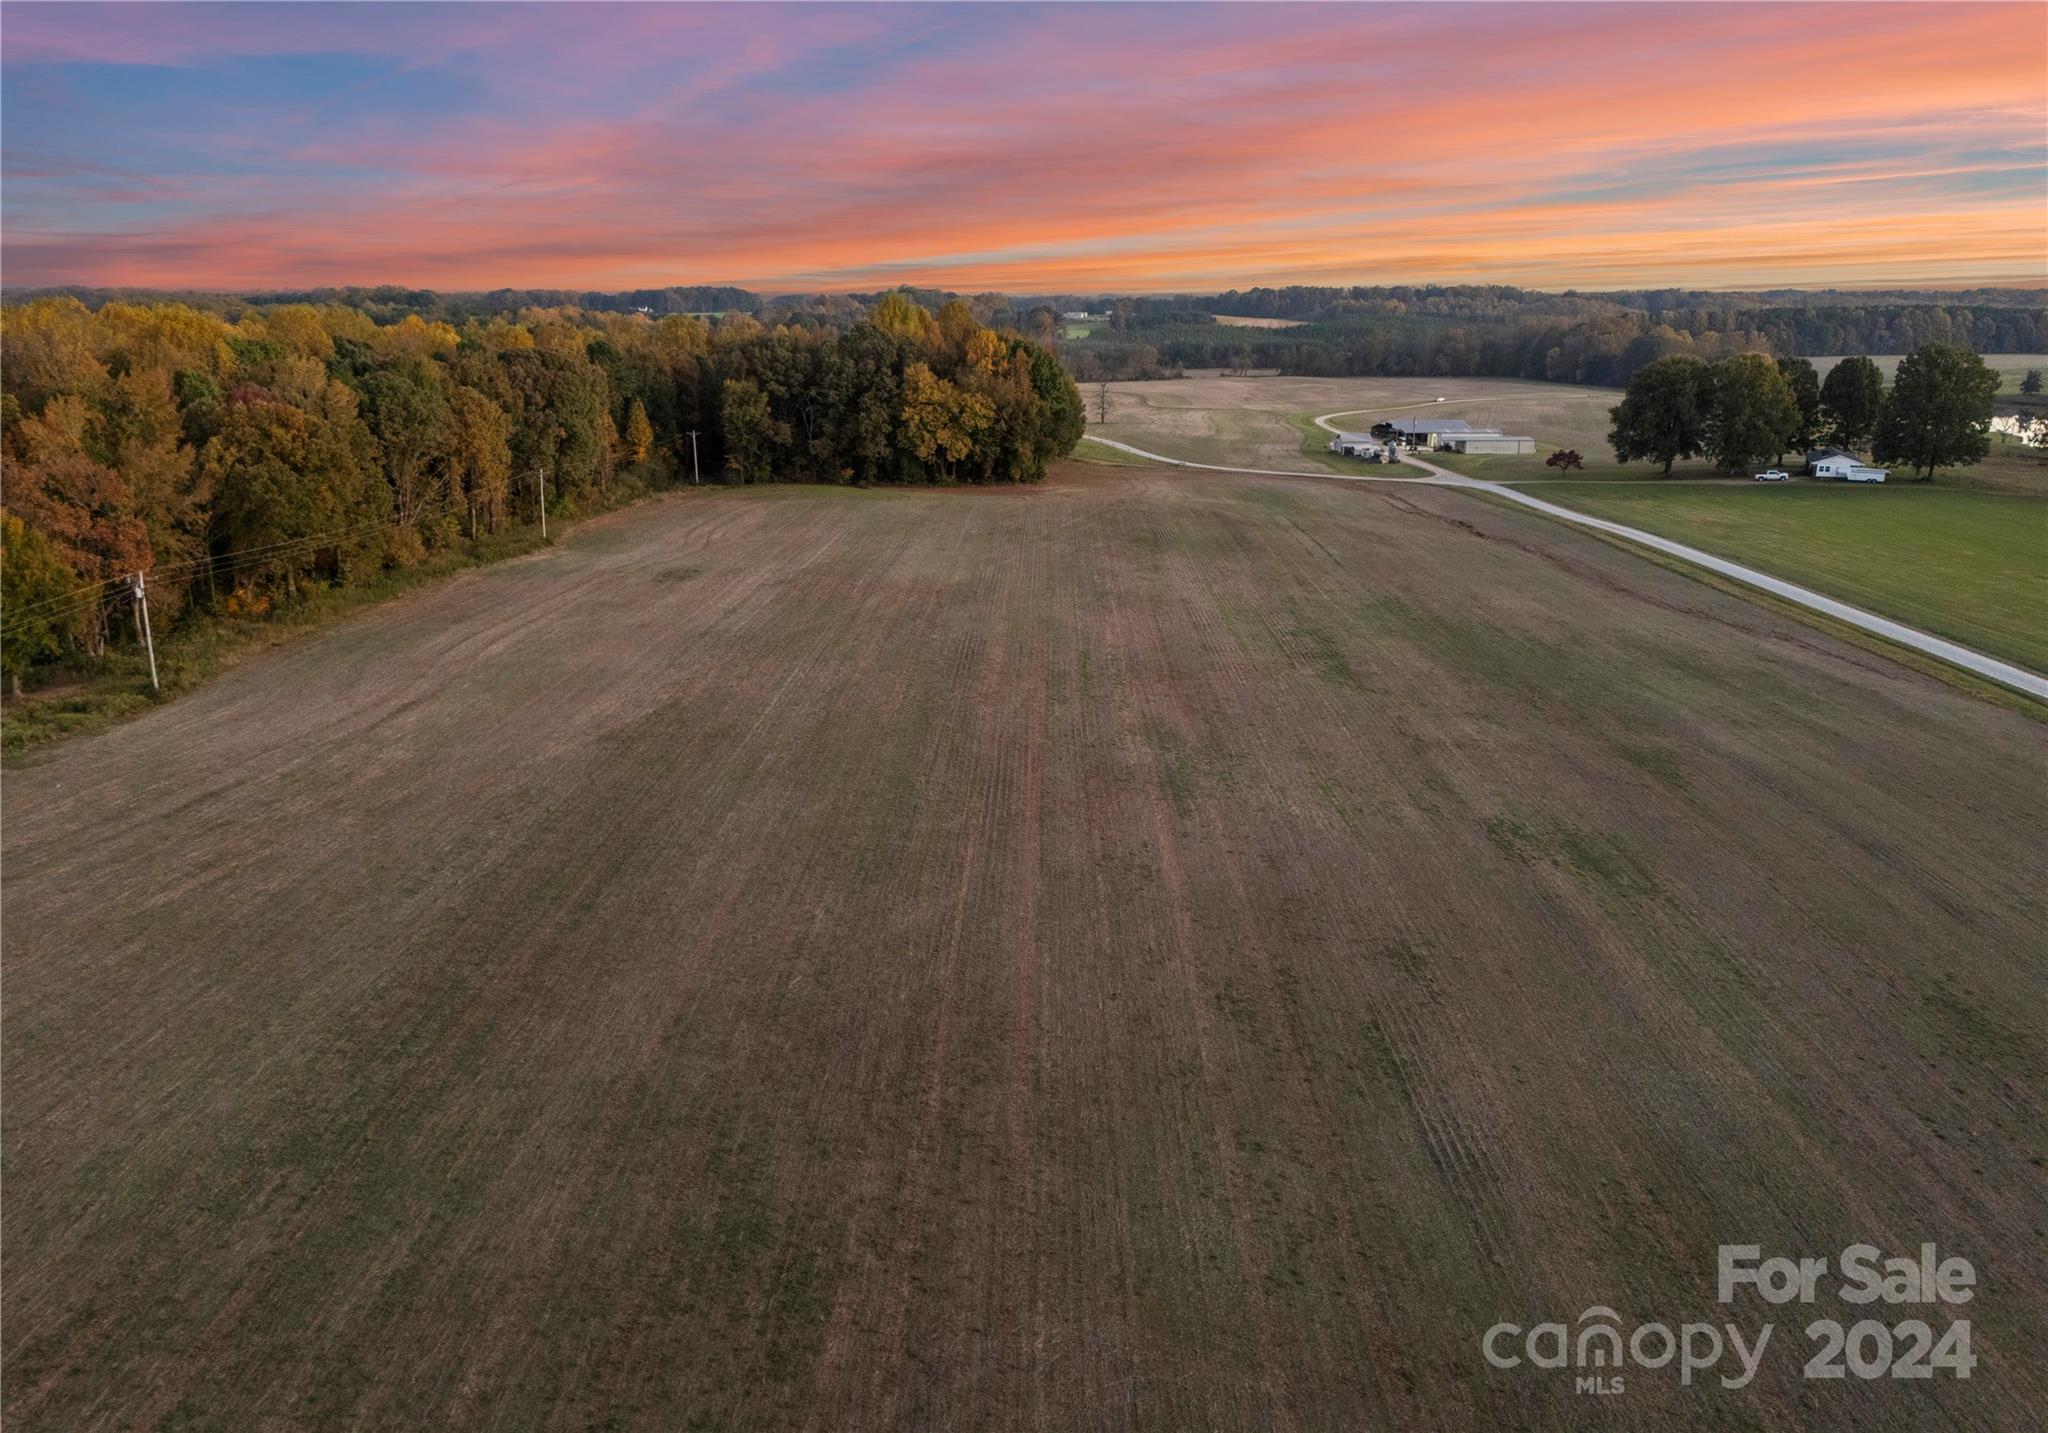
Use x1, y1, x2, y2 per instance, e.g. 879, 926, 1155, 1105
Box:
1607, 345, 2001, 479
0, 292, 1079, 687
718, 294, 1082, 486
1059, 287, 2048, 386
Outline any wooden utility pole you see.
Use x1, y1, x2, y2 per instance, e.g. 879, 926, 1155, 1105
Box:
132, 572, 159, 692
537, 466, 548, 539
686, 430, 701, 484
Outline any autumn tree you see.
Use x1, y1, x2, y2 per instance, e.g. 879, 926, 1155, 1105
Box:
448, 386, 513, 535
869, 292, 940, 347
900, 363, 993, 480
1, 513, 81, 693
1, 296, 106, 413
624, 399, 654, 464
1544, 449, 1584, 473
93, 368, 206, 620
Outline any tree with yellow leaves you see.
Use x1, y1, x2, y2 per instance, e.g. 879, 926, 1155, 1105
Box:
625, 399, 654, 465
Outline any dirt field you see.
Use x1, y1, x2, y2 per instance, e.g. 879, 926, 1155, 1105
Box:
1211, 315, 1306, 329
6, 468, 2045, 1430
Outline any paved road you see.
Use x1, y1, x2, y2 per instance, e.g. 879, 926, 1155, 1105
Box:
1079, 426, 2048, 701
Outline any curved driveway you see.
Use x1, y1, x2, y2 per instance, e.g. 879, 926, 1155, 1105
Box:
1080, 422, 2048, 701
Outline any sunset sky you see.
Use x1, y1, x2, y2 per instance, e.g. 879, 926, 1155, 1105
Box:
3, 1, 2044, 295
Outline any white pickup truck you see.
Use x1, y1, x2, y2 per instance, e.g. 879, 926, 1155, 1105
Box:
1753, 469, 1789, 482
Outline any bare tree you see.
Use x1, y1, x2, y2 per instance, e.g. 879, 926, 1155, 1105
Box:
1095, 382, 1111, 425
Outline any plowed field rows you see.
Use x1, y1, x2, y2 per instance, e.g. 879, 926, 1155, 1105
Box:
6, 467, 2042, 1429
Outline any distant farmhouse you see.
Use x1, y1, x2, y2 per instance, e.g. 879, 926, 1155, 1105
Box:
1384, 418, 1535, 455
1804, 447, 1889, 483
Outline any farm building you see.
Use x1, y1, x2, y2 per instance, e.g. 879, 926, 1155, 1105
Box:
1444, 432, 1535, 455
1386, 417, 1478, 444
1384, 418, 1535, 454
1328, 431, 1387, 458
1805, 448, 1888, 482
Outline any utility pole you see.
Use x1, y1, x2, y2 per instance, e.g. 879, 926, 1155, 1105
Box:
536, 466, 548, 539
131, 572, 159, 693
686, 430, 701, 484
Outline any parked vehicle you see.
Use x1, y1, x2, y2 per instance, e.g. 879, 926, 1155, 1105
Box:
1753, 469, 1789, 482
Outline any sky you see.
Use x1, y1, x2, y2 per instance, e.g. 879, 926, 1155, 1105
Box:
3, 1, 2044, 295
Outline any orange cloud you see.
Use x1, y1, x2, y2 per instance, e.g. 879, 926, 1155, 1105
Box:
3, 2, 2042, 292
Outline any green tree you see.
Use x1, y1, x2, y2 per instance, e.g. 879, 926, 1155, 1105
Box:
719, 378, 785, 484
1819, 355, 1885, 448
1774, 356, 1821, 458
1608, 355, 1710, 475
2021, 369, 2043, 396
200, 395, 387, 595
357, 357, 453, 526
1873, 343, 1999, 482
1, 512, 83, 692
1028, 346, 1085, 463
1707, 354, 1801, 472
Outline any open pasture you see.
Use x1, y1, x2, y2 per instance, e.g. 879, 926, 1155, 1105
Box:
1813, 353, 2048, 389
5, 468, 2044, 1430
1529, 482, 2048, 673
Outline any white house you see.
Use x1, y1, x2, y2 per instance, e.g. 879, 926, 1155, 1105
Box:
1810, 451, 1888, 483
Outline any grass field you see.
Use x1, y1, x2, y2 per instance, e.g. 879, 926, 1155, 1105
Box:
1813, 353, 2048, 388
1526, 483, 2048, 673
6, 469, 2044, 1429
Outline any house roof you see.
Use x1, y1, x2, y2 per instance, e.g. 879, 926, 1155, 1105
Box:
1389, 417, 1476, 433
1805, 447, 1854, 461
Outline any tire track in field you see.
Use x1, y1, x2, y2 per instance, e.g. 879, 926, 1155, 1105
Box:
120, 859, 622, 1431
1188, 482, 1569, 1311
1106, 496, 1299, 1431
560, 506, 939, 1429
805, 502, 1001, 1428
68, 500, 849, 1429
998, 500, 1051, 1429
424, 505, 891, 1425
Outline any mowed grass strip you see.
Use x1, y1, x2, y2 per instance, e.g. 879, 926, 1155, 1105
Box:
1523, 481, 2048, 673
